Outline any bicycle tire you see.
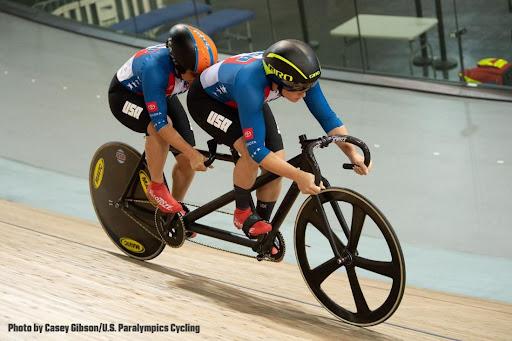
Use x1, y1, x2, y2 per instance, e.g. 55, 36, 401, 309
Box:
294, 187, 405, 326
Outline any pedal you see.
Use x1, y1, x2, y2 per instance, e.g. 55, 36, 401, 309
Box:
255, 232, 285, 262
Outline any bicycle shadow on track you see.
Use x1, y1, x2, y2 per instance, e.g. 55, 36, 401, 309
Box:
110, 252, 398, 341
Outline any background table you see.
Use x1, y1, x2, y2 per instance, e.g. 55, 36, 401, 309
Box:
330, 14, 438, 74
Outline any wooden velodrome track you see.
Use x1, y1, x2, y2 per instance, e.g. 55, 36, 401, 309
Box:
1, 199, 510, 340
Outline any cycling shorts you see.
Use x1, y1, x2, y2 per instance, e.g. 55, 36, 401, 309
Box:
108, 75, 195, 153
186, 78, 283, 153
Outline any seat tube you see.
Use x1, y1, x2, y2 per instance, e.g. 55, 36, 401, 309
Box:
119, 152, 147, 202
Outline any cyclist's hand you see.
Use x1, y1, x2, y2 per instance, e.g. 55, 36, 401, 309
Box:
189, 149, 209, 171
296, 171, 324, 195
349, 152, 371, 175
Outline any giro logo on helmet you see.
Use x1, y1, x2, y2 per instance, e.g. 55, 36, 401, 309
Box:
263, 62, 293, 82
309, 71, 321, 79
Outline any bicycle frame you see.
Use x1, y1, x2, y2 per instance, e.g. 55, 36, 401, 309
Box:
183, 154, 303, 253
116, 149, 303, 253
115, 134, 370, 257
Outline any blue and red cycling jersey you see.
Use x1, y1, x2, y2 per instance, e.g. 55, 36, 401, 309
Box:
116, 44, 189, 131
200, 51, 343, 163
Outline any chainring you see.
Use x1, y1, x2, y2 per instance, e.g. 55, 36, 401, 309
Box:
155, 209, 185, 248
269, 231, 286, 262
256, 231, 286, 262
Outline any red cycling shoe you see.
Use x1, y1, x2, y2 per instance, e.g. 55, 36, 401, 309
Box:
147, 181, 183, 214
234, 207, 272, 238
234, 207, 252, 229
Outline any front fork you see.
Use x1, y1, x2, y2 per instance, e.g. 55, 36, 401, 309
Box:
316, 177, 357, 264
256, 176, 349, 262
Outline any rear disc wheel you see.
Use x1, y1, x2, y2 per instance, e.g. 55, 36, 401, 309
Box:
89, 142, 165, 260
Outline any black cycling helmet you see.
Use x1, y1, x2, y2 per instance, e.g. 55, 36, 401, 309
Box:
263, 39, 321, 91
166, 24, 218, 75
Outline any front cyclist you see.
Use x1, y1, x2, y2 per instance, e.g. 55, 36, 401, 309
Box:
109, 24, 217, 214
187, 39, 370, 239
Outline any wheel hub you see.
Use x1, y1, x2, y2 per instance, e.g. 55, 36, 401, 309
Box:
338, 249, 354, 266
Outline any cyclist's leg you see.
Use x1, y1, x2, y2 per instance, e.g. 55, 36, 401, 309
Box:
145, 122, 169, 183
231, 103, 284, 198
187, 79, 269, 236
256, 151, 284, 200
255, 104, 284, 221
145, 123, 184, 213
186, 78, 257, 193
109, 74, 166, 183
231, 138, 271, 236
171, 154, 194, 201
166, 95, 196, 201
232, 137, 259, 190
231, 139, 259, 226
108, 75, 182, 213
255, 151, 284, 220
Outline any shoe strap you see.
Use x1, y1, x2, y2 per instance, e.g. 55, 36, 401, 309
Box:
241, 213, 266, 239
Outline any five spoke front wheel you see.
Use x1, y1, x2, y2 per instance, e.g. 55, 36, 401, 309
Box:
294, 187, 405, 326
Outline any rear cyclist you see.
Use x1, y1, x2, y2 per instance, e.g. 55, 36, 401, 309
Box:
108, 24, 218, 214
187, 39, 370, 238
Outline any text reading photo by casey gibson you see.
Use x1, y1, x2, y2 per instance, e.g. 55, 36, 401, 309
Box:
7, 323, 201, 334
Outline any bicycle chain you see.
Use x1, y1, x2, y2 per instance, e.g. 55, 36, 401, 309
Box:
181, 201, 286, 262
124, 199, 285, 262
121, 204, 162, 241
182, 201, 234, 216
187, 233, 285, 263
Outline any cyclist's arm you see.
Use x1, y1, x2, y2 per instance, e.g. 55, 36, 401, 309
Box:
141, 68, 196, 158
305, 83, 369, 174
260, 153, 303, 180
328, 125, 359, 159
234, 75, 271, 163
260, 153, 323, 194
234, 85, 316, 188
304, 84, 358, 158
304, 83, 343, 133
328, 123, 370, 175
149, 124, 196, 157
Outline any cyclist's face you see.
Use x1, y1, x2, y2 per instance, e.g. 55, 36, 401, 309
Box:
181, 70, 198, 82
281, 88, 307, 102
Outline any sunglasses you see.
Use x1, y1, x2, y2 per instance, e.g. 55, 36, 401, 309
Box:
281, 80, 316, 92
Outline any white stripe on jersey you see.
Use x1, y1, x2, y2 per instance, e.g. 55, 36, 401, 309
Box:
117, 56, 134, 82
266, 90, 280, 102
200, 61, 222, 88
171, 76, 189, 96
